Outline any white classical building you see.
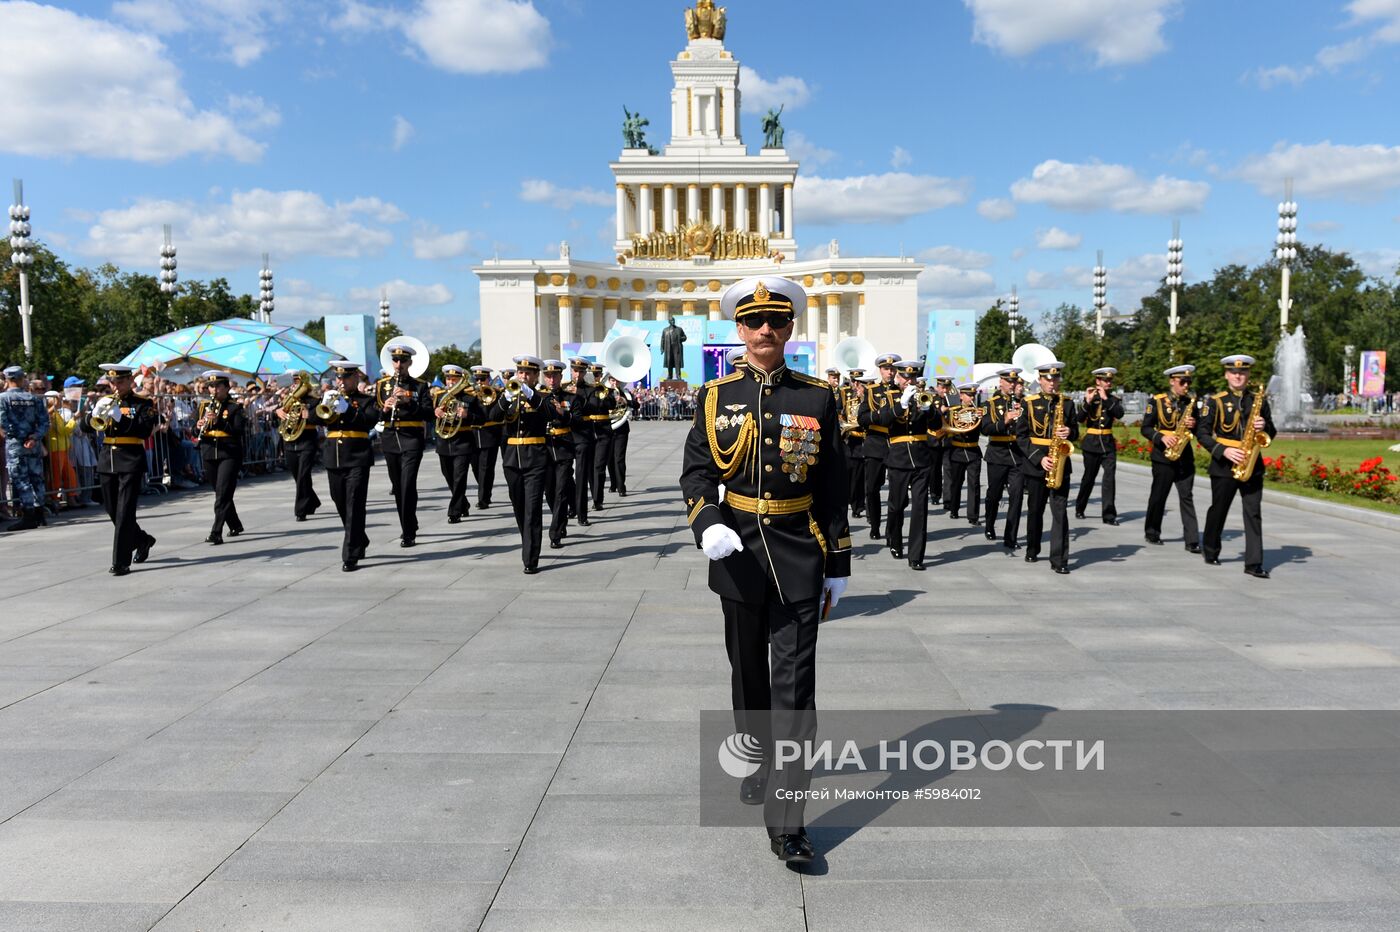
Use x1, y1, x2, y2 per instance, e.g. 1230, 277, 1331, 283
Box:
473, 3, 922, 375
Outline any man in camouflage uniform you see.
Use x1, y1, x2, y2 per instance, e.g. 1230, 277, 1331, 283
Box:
0, 365, 46, 532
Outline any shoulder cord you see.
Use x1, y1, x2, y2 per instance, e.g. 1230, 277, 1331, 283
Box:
704, 386, 755, 480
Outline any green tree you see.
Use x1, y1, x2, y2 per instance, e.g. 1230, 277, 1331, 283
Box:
431, 343, 482, 373
301, 317, 326, 345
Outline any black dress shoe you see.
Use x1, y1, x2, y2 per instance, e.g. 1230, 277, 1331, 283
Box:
1074, 511, 1086, 520
447, 515, 461, 524
110, 564, 130, 576
1103, 518, 1119, 526
1186, 543, 1202, 554
1204, 556, 1222, 565
740, 772, 767, 805
1004, 544, 1021, 554
1145, 537, 1163, 545
948, 512, 959, 520
133, 536, 154, 563
909, 559, 925, 571
1025, 554, 1038, 563
342, 559, 358, 572
296, 514, 308, 522
619, 489, 628, 497
1244, 565, 1271, 579
400, 537, 415, 548
889, 547, 904, 560
869, 530, 883, 541
549, 539, 564, 550
579, 518, 592, 527
523, 565, 540, 575
228, 528, 243, 537
206, 533, 223, 545
852, 510, 865, 519
1053, 564, 1070, 575
770, 833, 814, 864
984, 530, 997, 540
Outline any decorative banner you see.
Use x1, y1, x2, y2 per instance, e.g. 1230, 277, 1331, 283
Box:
924, 309, 976, 383
1359, 350, 1387, 398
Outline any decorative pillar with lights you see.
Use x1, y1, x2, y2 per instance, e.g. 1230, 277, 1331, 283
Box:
1092, 251, 1107, 338
1006, 286, 1021, 346
9, 179, 34, 359
379, 289, 391, 329
1166, 221, 1183, 336
258, 254, 274, 324
159, 225, 178, 308
1276, 179, 1298, 333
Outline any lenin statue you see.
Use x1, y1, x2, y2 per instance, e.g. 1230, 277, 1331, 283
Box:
661, 319, 687, 380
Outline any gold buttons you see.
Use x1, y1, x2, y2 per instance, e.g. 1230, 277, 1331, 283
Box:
764, 388, 772, 396
764, 437, 772, 445
763, 491, 772, 499
762, 518, 772, 526
764, 412, 772, 419
765, 465, 773, 472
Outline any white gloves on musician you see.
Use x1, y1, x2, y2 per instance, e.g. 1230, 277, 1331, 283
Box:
332, 394, 349, 415
899, 386, 917, 409
94, 397, 123, 422
822, 577, 847, 609
519, 383, 534, 401
701, 524, 744, 560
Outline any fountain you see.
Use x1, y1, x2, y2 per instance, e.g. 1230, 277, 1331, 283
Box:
1273, 325, 1322, 432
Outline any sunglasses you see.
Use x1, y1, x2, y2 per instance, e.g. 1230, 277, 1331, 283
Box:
738, 312, 794, 330
1173, 377, 1193, 384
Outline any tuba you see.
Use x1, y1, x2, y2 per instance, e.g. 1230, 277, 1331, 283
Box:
944, 404, 984, 434
1161, 393, 1196, 463
434, 376, 474, 439
278, 371, 314, 442
1044, 394, 1074, 489
1231, 381, 1273, 481
610, 387, 634, 428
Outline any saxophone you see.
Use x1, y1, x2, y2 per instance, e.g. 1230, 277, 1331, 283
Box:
1044, 394, 1074, 490
1231, 383, 1272, 481
1161, 393, 1196, 462
278, 371, 313, 442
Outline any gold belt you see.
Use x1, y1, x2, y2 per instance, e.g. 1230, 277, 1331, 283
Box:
988, 435, 1014, 442
951, 440, 979, 448
103, 437, 144, 446
508, 436, 546, 445
548, 427, 573, 436
1085, 427, 1113, 436
867, 425, 889, 434
203, 430, 231, 438
1031, 437, 1054, 446
724, 491, 813, 515
890, 435, 923, 444
1214, 437, 1242, 448
387, 421, 425, 428
928, 428, 948, 439
583, 414, 611, 422
326, 430, 369, 439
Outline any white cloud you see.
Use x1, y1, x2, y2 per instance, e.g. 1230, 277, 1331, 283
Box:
1235, 141, 1400, 201
786, 131, 836, 166
278, 279, 342, 320
1350, 0, 1400, 41
919, 266, 997, 299
1010, 159, 1209, 213
1036, 226, 1083, 250
411, 225, 480, 260
1250, 64, 1314, 89
1253, 2, 1400, 88
520, 179, 612, 210
739, 66, 812, 113
917, 246, 995, 269
891, 146, 913, 169
226, 94, 281, 130
1309, 219, 1344, 233
0, 3, 268, 163
1025, 252, 1170, 307
335, 0, 551, 74
977, 198, 1017, 221
795, 173, 971, 225
392, 115, 414, 151
80, 189, 404, 269
349, 279, 454, 308
113, 0, 283, 66
964, 0, 1179, 66
391, 310, 479, 350
1355, 248, 1400, 279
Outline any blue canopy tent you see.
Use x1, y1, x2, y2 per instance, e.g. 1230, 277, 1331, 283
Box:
120, 319, 342, 384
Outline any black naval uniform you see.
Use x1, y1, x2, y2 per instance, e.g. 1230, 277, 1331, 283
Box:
857, 380, 897, 538
1075, 389, 1125, 522
1141, 391, 1201, 547
280, 410, 322, 521
431, 385, 475, 522
306, 391, 379, 565
587, 384, 619, 510
197, 398, 246, 539
1017, 393, 1080, 570
488, 387, 550, 572
838, 383, 866, 517
91, 392, 158, 572
874, 393, 939, 567
926, 402, 947, 508
375, 374, 432, 544
934, 388, 957, 505
1196, 387, 1277, 569
982, 390, 1025, 547
680, 361, 851, 839
608, 388, 639, 495
541, 387, 576, 547
570, 381, 613, 520
945, 407, 983, 524
471, 391, 502, 509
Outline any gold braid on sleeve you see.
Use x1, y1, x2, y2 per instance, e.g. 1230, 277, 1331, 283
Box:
704, 385, 755, 480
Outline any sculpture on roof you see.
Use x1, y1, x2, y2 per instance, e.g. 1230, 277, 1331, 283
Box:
685, 0, 727, 40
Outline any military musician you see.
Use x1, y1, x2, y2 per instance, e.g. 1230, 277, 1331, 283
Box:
857, 353, 900, 540
540, 359, 576, 549
680, 276, 850, 865
1196, 354, 1276, 578
276, 371, 322, 522
1141, 364, 1202, 551
874, 359, 940, 570
1075, 366, 1124, 525
375, 343, 431, 547
1016, 361, 1079, 574
432, 364, 476, 524
566, 357, 600, 526
469, 366, 502, 510
587, 362, 618, 511
87, 364, 157, 575
944, 381, 984, 525
485, 355, 551, 574
982, 366, 1025, 551
931, 375, 956, 507
839, 368, 867, 518
301, 359, 379, 572
196, 370, 245, 545
607, 374, 639, 497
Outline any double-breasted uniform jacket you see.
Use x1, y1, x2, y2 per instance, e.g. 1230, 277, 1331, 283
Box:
837, 383, 865, 443
573, 382, 618, 439
981, 391, 1023, 467
1077, 391, 1125, 455
682, 362, 852, 605
306, 391, 379, 469
856, 380, 899, 459
92, 392, 158, 475
488, 388, 551, 470
874, 393, 940, 469
196, 398, 246, 461
540, 387, 576, 461
1140, 392, 1200, 465
430, 384, 479, 457
375, 374, 432, 454
928, 390, 957, 449
1014, 393, 1080, 477
1194, 387, 1277, 479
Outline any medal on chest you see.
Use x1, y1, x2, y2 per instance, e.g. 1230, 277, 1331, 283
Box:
778, 414, 821, 483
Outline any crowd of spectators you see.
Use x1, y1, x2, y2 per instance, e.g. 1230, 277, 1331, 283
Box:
1318, 391, 1400, 414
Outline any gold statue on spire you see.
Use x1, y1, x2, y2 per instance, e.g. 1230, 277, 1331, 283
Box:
685, 0, 726, 40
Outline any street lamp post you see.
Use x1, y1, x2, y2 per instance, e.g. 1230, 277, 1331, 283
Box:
1166, 220, 1183, 336
379, 289, 391, 329
1276, 178, 1298, 334
9, 179, 35, 359
1006, 286, 1021, 346
1092, 250, 1107, 338
259, 254, 274, 324
159, 225, 178, 310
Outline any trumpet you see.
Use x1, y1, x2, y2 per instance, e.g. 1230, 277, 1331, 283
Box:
475, 384, 499, 407
88, 393, 120, 432
504, 377, 523, 397
914, 390, 937, 410
315, 389, 343, 423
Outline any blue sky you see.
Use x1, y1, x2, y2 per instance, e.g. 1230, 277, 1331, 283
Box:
4, 0, 1400, 350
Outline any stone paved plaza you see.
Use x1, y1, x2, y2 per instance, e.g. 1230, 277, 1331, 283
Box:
3, 422, 1400, 930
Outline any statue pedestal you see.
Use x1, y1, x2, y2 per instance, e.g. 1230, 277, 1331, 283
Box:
660, 379, 690, 393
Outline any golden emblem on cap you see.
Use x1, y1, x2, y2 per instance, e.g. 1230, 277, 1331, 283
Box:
753, 281, 770, 303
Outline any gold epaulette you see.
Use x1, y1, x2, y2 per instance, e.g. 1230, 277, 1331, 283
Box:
1152, 392, 1167, 400
1211, 390, 1228, 399
702, 371, 745, 390
789, 371, 828, 388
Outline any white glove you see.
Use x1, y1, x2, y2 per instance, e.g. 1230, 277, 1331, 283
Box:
519, 382, 535, 401
108, 402, 125, 423
822, 577, 848, 609
93, 397, 114, 418
900, 385, 917, 409
334, 396, 350, 414
700, 524, 744, 560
